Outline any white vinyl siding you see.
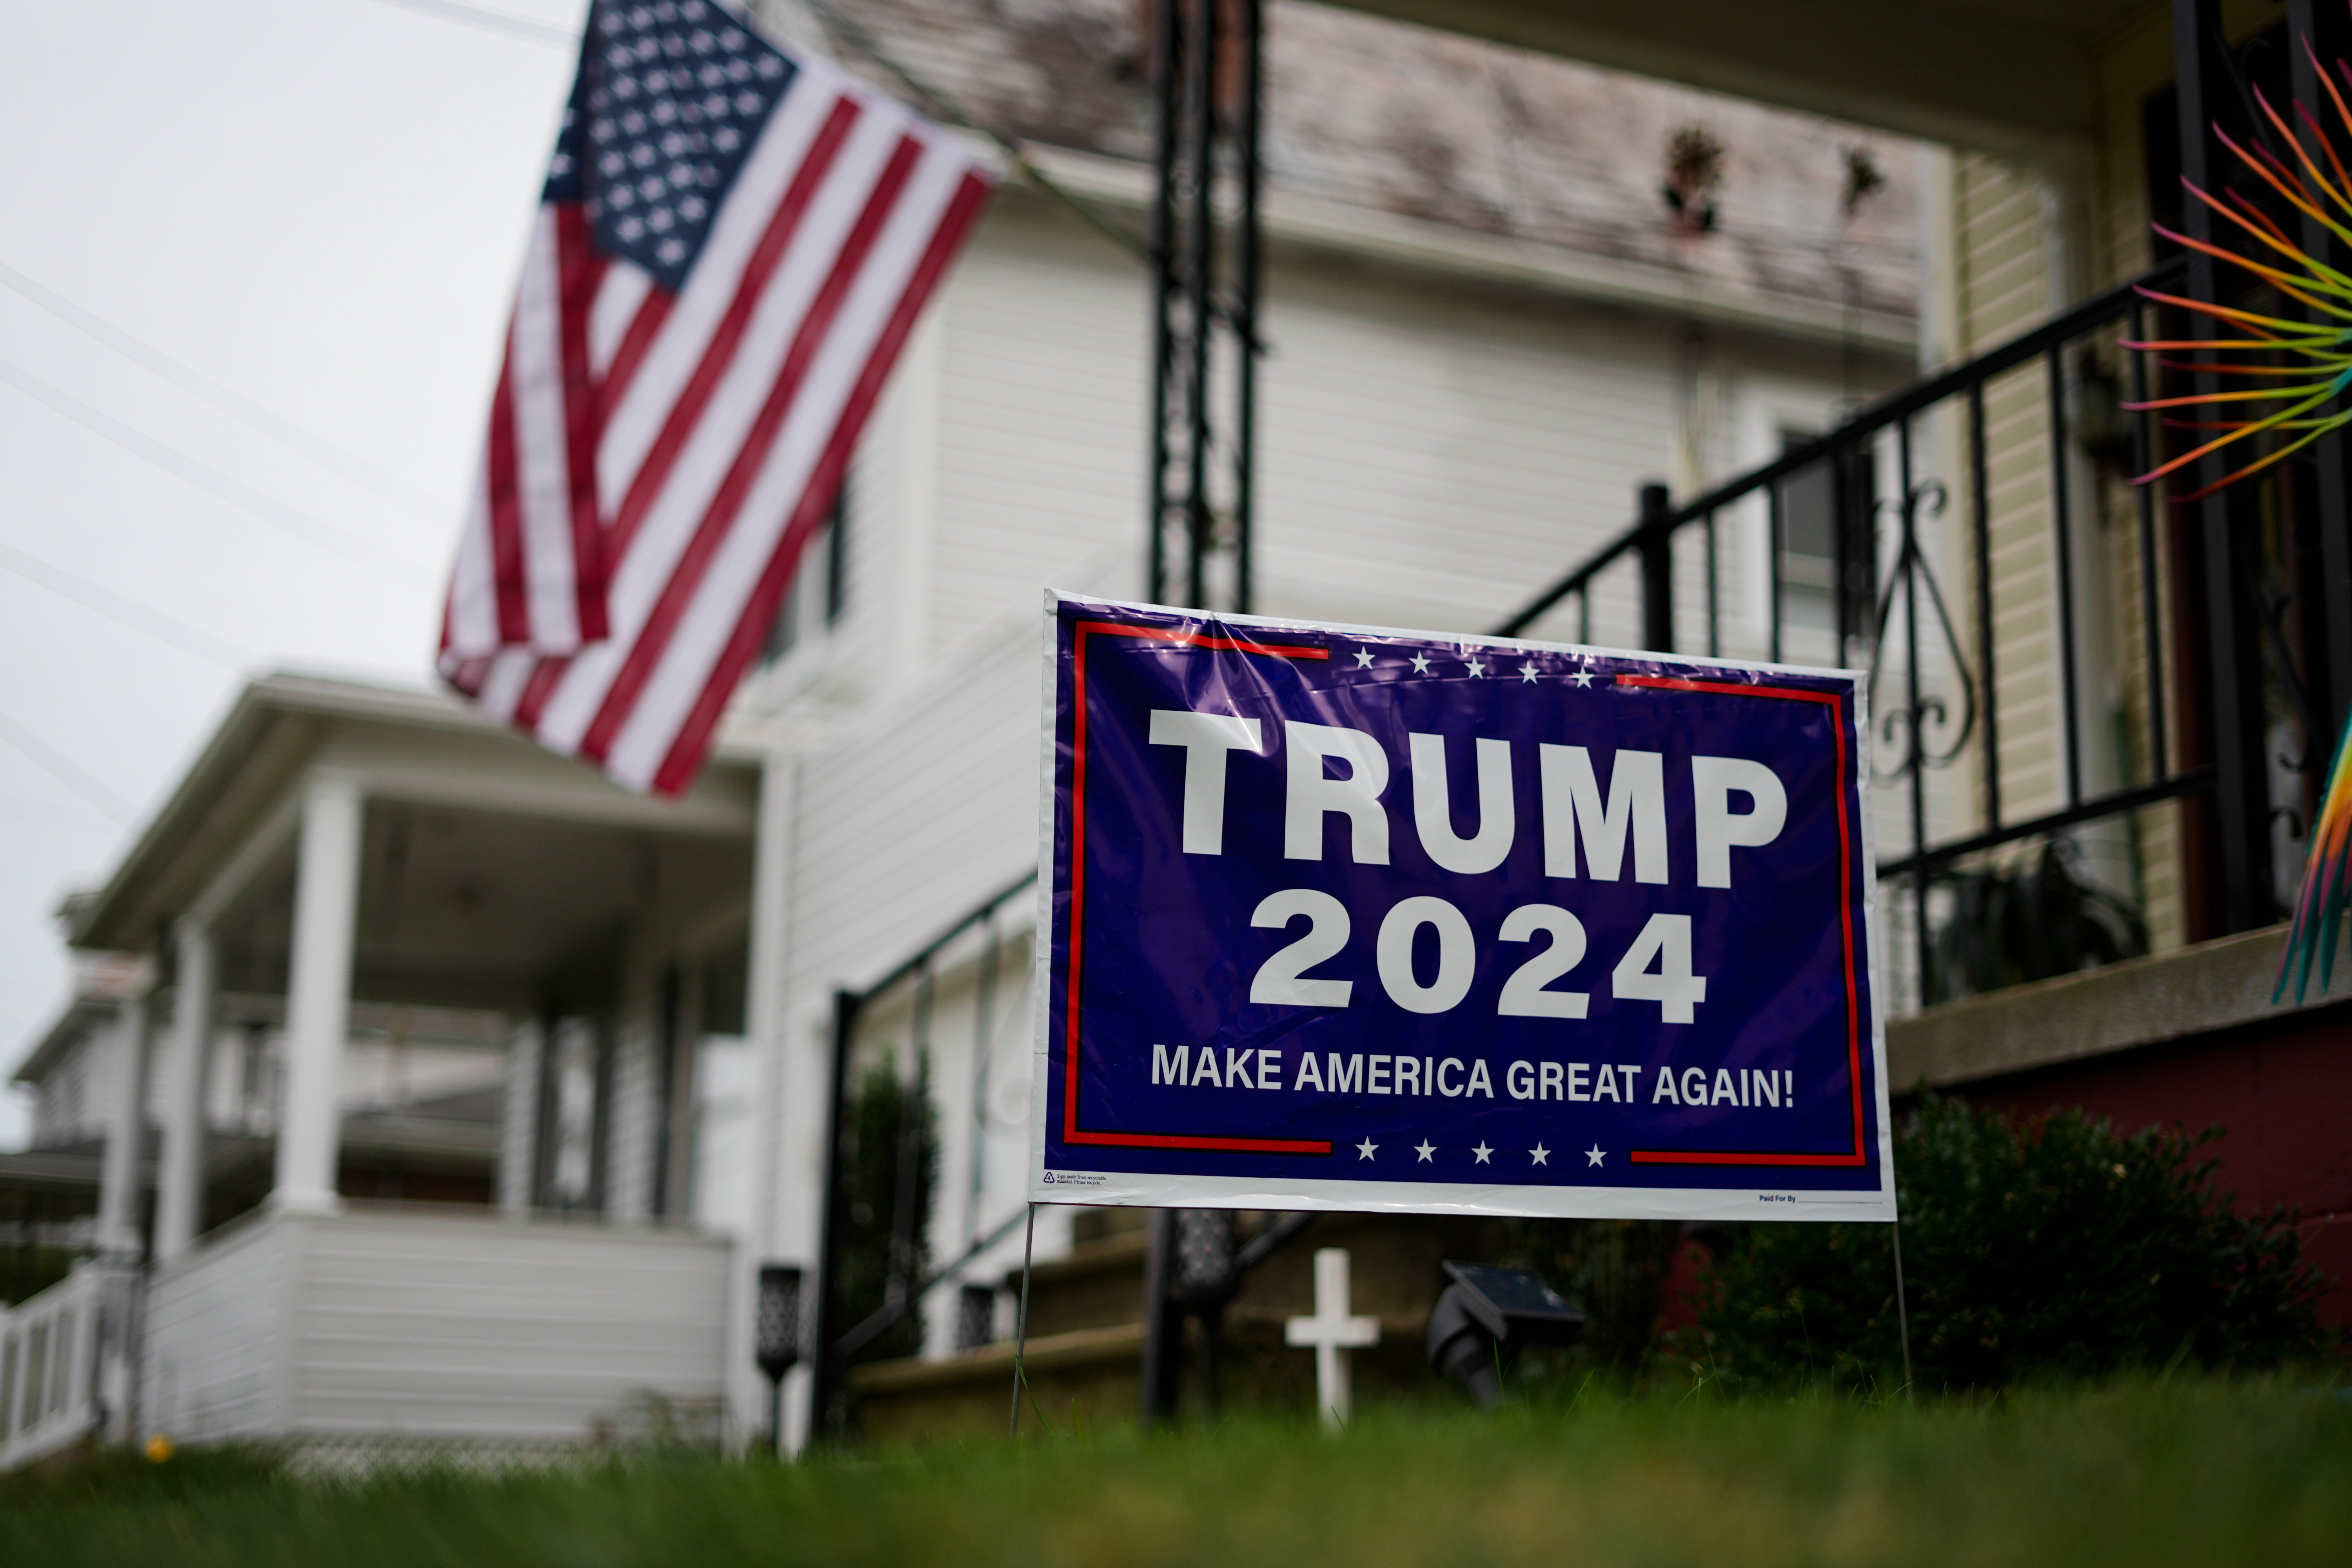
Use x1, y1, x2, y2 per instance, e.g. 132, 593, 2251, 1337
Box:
143, 1209, 731, 1445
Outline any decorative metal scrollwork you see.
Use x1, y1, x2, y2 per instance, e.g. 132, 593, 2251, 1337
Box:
1867, 477, 1979, 787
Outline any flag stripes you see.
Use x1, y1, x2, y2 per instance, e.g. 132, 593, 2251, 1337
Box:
438, 4, 994, 797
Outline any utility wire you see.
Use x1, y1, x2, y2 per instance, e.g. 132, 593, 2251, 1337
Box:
347, 0, 1149, 263
0, 709, 134, 826
0, 261, 452, 521
0, 790, 123, 837
0, 541, 257, 672
0, 361, 434, 582
356, 0, 576, 45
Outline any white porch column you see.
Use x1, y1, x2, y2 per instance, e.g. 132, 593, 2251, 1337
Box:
273, 771, 363, 1216
156, 921, 216, 1262
93, 968, 158, 1444
95, 985, 156, 1259
499, 1019, 543, 1216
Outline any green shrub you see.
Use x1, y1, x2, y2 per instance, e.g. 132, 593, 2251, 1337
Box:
1929, 841, 2148, 1004
829, 1050, 938, 1368
1698, 1096, 2334, 1389
1499, 1217, 1684, 1374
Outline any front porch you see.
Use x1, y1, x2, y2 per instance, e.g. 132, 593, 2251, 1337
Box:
12, 673, 763, 1465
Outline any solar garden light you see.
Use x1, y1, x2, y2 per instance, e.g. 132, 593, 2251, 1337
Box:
755, 1263, 805, 1454
1425, 1261, 1584, 1409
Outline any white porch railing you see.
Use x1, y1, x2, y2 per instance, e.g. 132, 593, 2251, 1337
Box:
0, 1260, 103, 1469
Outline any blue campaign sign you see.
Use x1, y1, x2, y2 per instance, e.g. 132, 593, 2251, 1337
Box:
1029, 593, 1895, 1222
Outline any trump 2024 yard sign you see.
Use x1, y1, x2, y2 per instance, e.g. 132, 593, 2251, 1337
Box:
1029, 594, 1895, 1222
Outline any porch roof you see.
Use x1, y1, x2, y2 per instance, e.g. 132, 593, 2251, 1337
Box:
1332, 0, 2156, 152
67, 672, 760, 962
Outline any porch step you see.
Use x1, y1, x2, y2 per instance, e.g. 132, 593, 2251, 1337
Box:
849, 1323, 1145, 1445
999, 1226, 1149, 1338
849, 1208, 1508, 1443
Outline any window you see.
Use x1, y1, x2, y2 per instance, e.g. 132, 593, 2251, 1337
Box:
1775, 433, 1876, 659
763, 481, 849, 666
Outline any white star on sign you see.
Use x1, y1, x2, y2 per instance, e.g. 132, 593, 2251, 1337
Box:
1357, 1138, 1378, 1160
1354, 648, 1375, 668
1410, 653, 1432, 675
1466, 659, 1486, 678
1586, 1145, 1606, 1167
1570, 669, 1595, 688
1520, 663, 1539, 682
1530, 1144, 1550, 1166
1415, 1140, 1436, 1162
1471, 1142, 1493, 1164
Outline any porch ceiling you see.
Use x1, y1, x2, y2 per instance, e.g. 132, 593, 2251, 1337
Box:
1328, 0, 2160, 152
209, 800, 753, 1011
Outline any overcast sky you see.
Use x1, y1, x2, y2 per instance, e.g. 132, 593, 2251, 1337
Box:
0, 0, 589, 1141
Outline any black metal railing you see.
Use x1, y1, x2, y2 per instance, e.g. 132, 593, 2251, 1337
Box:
805, 872, 1034, 1441
1495, 252, 2339, 1011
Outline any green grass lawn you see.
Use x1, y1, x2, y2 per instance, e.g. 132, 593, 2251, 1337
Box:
4, 1379, 2348, 1566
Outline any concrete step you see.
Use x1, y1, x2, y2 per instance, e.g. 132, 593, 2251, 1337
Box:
851, 1323, 1144, 1445
851, 1209, 1512, 1443
998, 1227, 1149, 1339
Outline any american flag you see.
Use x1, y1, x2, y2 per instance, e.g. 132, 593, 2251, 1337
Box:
439, 0, 994, 795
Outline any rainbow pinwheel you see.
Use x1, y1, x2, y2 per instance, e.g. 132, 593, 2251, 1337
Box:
2122, 39, 2352, 998
2281, 719, 2352, 1002
2128, 44, 2352, 499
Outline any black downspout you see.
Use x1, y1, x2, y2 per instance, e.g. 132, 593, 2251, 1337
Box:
1146, 0, 1180, 604
1182, 0, 1217, 610
2173, 0, 2274, 931
2289, 0, 2352, 749
1233, 0, 1263, 617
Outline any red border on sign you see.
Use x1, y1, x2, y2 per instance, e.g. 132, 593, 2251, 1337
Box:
1062, 619, 1334, 1153
1054, 635, 1873, 1173
1615, 673, 1870, 1168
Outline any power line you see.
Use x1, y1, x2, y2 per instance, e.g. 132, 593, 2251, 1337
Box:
0, 541, 257, 672
0, 790, 123, 837
355, 0, 1150, 263
356, 0, 575, 46
0, 709, 134, 826
0, 361, 435, 583
0, 260, 452, 521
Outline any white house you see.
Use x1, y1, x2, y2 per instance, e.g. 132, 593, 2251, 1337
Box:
1, 0, 1922, 1463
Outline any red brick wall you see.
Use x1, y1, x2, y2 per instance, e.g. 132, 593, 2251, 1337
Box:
1952, 1000, 2352, 1333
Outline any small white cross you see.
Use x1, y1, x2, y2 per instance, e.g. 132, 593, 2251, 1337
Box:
1285, 1247, 1381, 1432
